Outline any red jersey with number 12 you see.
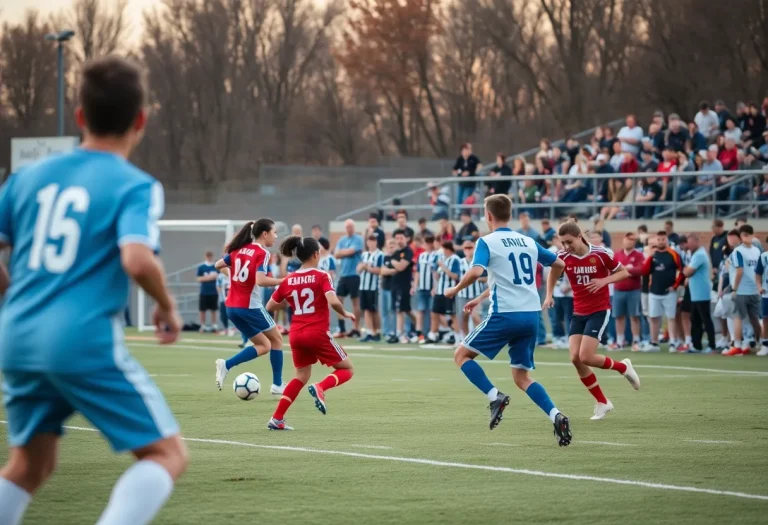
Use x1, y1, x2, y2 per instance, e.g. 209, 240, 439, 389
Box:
272, 268, 335, 332
225, 243, 270, 309
558, 244, 621, 315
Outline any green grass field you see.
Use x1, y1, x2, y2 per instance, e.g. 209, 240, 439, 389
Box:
2, 332, 768, 524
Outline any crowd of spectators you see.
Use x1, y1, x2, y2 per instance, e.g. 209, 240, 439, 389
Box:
444, 101, 768, 220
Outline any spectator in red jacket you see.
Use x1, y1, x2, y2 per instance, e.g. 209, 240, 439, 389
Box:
613, 232, 645, 350
718, 138, 739, 170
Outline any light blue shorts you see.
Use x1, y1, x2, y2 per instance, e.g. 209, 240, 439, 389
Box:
3, 355, 178, 452
227, 306, 276, 339
462, 311, 539, 370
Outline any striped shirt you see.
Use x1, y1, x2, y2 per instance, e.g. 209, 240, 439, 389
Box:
458, 258, 486, 298
359, 250, 384, 291
436, 254, 461, 295
216, 273, 230, 303
416, 250, 439, 291
319, 256, 337, 274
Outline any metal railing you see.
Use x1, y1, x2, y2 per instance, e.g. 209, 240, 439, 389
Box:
335, 118, 625, 220
370, 170, 765, 221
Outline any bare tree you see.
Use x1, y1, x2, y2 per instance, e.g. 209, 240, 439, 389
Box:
53, 0, 129, 63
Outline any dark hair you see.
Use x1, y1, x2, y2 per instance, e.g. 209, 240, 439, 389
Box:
484, 194, 512, 222
369, 213, 379, 221
442, 240, 455, 252
418, 217, 427, 224
226, 218, 274, 253
367, 234, 378, 242
713, 219, 724, 228
424, 234, 435, 243
637, 224, 648, 233
567, 213, 579, 222
700, 100, 709, 110
678, 235, 688, 244
558, 220, 587, 243
397, 209, 408, 219
79, 56, 145, 136
728, 228, 740, 237
312, 224, 322, 231
665, 220, 674, 227
656, 230, 667, 237
280, 236, 319, 263
317, 237, 330, 250
393, 229, 406, 237
460, 209, 471, 217
739, 224, 754, 235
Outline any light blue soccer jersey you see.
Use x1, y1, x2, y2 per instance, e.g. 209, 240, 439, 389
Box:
471, 228, 556, 313
729, 244, 761, 296
756, 251, 768, 298
0, 149, 164, 372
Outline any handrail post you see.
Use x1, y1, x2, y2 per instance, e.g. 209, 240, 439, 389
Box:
631, 177, 637, 220
672, 176, 678, 220
375, 180, 382, 219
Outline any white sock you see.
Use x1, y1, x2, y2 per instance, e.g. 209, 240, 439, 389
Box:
617, 336, 625, 347
0, 478, 31, 525
487, 387, 499, 401
548, 408, 561, 423
96, 460, 174, 525
734, 340, 742, 349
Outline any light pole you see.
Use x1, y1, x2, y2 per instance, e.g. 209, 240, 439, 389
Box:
45, 30, 75, 137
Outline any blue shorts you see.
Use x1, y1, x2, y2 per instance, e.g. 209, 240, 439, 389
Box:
762, 297, 768, 318
462, 311, 539, 370
2, 352, 178, 452
612, 290, 641, 318
415, 290, 432, 312
227, 306, 276, 339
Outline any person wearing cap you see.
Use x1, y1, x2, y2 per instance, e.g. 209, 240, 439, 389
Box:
653, 113, 689, 153
617, 114, 643, 156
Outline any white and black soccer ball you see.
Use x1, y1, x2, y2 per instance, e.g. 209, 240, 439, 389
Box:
233, 372, 260, 400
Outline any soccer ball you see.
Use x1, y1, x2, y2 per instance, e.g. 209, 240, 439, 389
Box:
233, 373, 260, 400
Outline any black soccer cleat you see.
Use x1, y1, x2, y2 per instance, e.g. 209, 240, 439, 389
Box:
553, 412, 572, 447
489, 392, 510, 430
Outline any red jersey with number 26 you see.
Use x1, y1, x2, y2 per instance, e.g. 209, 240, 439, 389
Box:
558, 245, 621, 315
225, 243, 270, 309
271, 268, 335, 332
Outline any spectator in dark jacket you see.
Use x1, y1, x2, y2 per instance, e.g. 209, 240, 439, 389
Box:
654, 114, 689, 153
714, 100, 733, 132
688, 122, 707, 152
487, 152, 512, 196
452, 143, 481, 212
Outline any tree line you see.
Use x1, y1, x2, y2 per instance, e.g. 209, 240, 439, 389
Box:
1, 0, 766, 189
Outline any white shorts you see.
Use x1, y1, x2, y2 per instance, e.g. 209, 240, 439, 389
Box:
641, 293, 649, 317
649, 292, 677, 319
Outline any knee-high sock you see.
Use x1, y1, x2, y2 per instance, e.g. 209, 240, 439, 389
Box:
96, 461, 174, 525
460, 361, 497, 401
272, 378, 305, 420
0, 477, 31, 525
269, 349, 283, 386
525, 382, 560, 422
580, 373, 608, 404
599, 356, 627, 374
225, 346, 258, 370
317, 369, 353, 391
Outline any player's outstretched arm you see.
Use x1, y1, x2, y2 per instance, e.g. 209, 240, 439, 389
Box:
543, 258, 565, 308
265, 298, 287, 314
326, 291, 355, 321
256, 271, 283, 288
446, 265, 483, 299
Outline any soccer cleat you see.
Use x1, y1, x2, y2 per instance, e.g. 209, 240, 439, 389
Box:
333, 330, 346, 338
621, 358, 640, 390
643, 343, 661, 353
553, 412, 572, 447
607, 343, 619, 351
270, 383, 286, 395
215, 359, 228, 391
590, 400, 614, 420
307, 384, 327, 415
399, 335, 410, 344
409, 335, 420, 344
359, 334, 373, 343
677, 343, 690, 353
386, 335, 399, 344
347, 329, 361, 338
668, 343, 677, 353
631, 343, 642, 352
267, 418, 294, 431
756, 347, 768, 357
723, 347, 745, 356
417, 334, 426, 344
488, 392, 511, 430
700, 347, 713, 354
371, 334, 381, 342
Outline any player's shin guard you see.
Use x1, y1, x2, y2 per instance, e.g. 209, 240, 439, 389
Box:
460, 360, 496, 399
600, 357, 627, 374
269, 349, 284, 386
95, 460, 173, 525
0, 477, 31, 525
317, 368, 353, 391
580, 373, 608, 404
273, 378, 305, 420
225, 346, 259, 370
525, 382, 559, 422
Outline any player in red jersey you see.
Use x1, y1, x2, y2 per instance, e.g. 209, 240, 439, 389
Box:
544, 221, 640, 421
264, 236, 356, 430
214, 219, 286, 394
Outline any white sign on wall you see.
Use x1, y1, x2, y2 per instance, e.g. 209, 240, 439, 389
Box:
11, 136, 80, 173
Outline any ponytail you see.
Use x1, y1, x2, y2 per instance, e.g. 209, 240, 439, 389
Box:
280, 236, 320, 263
558, 220, 588, 244
226, 221, 255, 254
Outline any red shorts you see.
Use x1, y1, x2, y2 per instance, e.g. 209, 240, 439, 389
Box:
289, 330, 347, 368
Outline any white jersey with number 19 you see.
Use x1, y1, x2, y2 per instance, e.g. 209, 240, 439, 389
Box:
471, 227, 557, 314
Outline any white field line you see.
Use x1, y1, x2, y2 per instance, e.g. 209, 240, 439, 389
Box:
481, 443, 519, 447
128, 342, 768, 377
578, 441, 635, 447
350, 444, 394, 450
1, 420, 765, 502
685, 439, 739, 445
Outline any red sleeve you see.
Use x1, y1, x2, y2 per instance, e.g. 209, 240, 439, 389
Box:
669, 249, 685, 289
601, 251, 621, 272
321, 272, 334, 294
638, 255, 653, 276
272, 281, 287, 303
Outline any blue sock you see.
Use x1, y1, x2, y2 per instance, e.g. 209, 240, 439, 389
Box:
269, 349, 283, 386
460, 361, 495, 395
525, 382, 556, 417
225, 346, 258, 370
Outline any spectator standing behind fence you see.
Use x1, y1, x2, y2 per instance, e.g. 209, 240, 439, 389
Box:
386, 230, 416, 344
414, 234, 438, 341
311, 224, 323, 240
395, 210, 415, 243
452, 143, 481, 215
613, 233, 644, 351
457, 210, 480, 244
695, 101, 721, 141
365, 213, 386, 249
723, 225, 763, 356
379, 239, 397, 339
487, 153, 512, 196
197, 250, 219, 333
428, 183, 451, 220
358, 235, 384, 342
333, 219, 364, 338
683, 233, 715, 353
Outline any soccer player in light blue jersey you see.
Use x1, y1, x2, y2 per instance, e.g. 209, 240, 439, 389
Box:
446, 194, 572, 446
0, 57, 187, 525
